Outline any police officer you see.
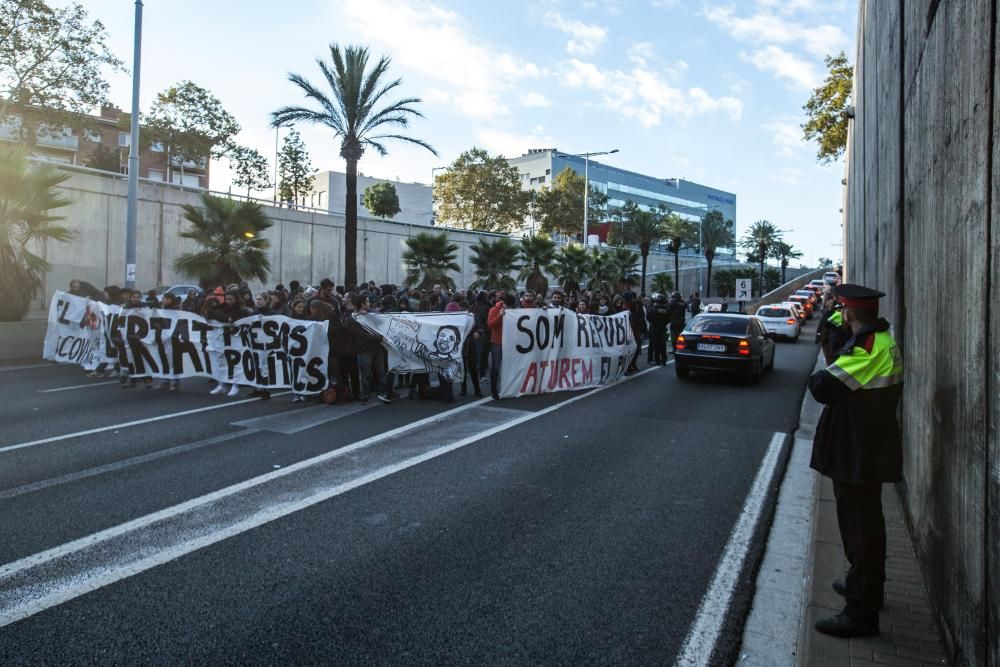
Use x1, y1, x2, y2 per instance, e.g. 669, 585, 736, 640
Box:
667, 292, 686, 352
809, 284, 903, 638
646, 293, 671, 365
817, 299, 851, 364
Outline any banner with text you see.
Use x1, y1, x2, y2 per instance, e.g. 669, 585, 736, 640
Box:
499, 308, 636, 398
43, 291, 330, 392
354, 311, 474, 380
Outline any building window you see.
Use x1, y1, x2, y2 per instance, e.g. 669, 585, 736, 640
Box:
545, 169, 551, 175
84, 130, 102, 144
150, 141, 164, 152
171, 172, 200, 187
118, 132, 130, 147
317, 191, 324, 207
147, 169, 164, 181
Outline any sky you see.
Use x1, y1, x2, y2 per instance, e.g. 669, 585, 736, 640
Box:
79, 0, 856, 266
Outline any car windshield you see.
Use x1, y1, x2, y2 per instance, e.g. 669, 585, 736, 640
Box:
758, 308, 791, 318
688, 316, 750, 335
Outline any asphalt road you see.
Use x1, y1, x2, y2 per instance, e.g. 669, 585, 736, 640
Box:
0, 320, 821, 665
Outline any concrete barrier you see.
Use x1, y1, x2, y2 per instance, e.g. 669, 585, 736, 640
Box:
0, 320, 46, 362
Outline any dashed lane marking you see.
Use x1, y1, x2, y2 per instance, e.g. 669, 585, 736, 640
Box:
38, 381, 119, 393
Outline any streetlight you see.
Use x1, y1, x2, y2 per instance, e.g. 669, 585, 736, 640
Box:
124, 0, 143, 289
573, 149, 619, 245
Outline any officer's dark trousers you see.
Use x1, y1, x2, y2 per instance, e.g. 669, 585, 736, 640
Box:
833, 480, 886, 616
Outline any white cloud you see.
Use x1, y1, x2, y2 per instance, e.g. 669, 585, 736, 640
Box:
764, 119, 807, 156
704, 6, 844, 57
744, 46, 819, 90
476, 128, 560, 158
520, 92, 552, 108
560, 59, 743, 126
340, 0, 541, 121
770, 166, 802, 184
543, 11, 608, 56
652, 0, 682, 9
754, 0, 845, 15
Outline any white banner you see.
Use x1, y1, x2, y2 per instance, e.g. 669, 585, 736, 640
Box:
499, 308, 636, 398
43, 291, 330, 392
354, 311, 474, 380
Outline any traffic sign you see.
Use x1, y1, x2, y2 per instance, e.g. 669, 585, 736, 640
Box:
736, 279, 751, 301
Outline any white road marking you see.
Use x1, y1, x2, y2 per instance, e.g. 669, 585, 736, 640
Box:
0, 363, 59, 372
673, 431, 787, 667
0, 367, 661, 626
231, 401, 374, 434
0, 392, 290, 455
38, 381, 119, 393
0, 430, 259, 501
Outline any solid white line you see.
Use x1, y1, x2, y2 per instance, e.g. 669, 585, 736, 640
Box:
0, 392, 290, 455
673, 431, 787, 667
0, 366, 661, 625
0, 363, 58, 372
38, 381, 119, 393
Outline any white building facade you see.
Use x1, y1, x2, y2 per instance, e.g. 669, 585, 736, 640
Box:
306, 171, 433, 226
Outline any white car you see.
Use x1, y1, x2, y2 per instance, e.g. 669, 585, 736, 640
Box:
823, 271, 840, 286
779, 301, 806, 322
756, 305, 801, 341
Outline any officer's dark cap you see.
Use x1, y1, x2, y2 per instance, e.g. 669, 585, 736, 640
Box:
834, 283, 884, 310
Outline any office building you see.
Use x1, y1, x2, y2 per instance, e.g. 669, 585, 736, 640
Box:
305, 171, 433, 226
508, 148, 736, 248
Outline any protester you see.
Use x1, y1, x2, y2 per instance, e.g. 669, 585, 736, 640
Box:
206, 291, 250, 397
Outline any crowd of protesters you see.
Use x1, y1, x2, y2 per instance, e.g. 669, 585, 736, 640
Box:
67, 277, 706, 404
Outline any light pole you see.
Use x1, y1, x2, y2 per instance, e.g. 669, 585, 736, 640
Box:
574, 149, 618, 245
124, 0, 143, 289
273, 124, 282, 204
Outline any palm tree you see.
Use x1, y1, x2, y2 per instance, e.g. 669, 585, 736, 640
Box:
660, 209, 697, 293
402, 231, 460, 290
700, 210, 735, 297
773, 241, 804, 284
0, 145, 73, 321
651, 272, 674, 296
174, 193, 273, 287
607, 246, 640, 292
587, 247, 618, 293
554, 244, 591, 294
740, 220, 783, 296
271, 44, 436, 288
469, 237, 519, 292
518, 234, 557, 297
616, 207, 663, 295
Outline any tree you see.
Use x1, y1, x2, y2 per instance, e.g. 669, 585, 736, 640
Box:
740, 220, 783, 297
84, 143, 121, 172
700, 210, 735, 298
606, 199, 639, 246
469, 237, 519, 292
402, 232, 459, 290
229, 146, 271, 198
173, 193, 273, 287
773, 240, 804, 284
0, 144, 73, 321
0, 1, 124, 136
144, 81, 240, 184
651, 272, 674, 296
713, 267, 757, 297
434, 147, 529, 232
518, 234, 557, 297
607, 246, 640, 292
660, 208, 697, 293
272, 43, 436, 289
363, 181, 401, 219
802, 52, 853, 163
763, 267, 782, 293
817, 256, 834, 268
611, 204, 662, 295
277, 129, 315, 208
554, 244, 590, 294
586, 248, 617, 293
533, 167, 608, 238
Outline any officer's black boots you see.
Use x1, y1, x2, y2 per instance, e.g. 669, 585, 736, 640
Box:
832, 578, 884, 609
815, 611, 880, 638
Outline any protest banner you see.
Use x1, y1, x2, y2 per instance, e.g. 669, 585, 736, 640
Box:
354, 311, 474, 381
43, 291, 330, 392
499, 308, 636, 398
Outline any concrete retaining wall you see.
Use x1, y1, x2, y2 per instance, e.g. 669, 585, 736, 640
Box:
0, 320, 47, 362
845, 2, 996, 664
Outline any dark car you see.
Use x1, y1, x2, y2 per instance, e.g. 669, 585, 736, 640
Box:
673, 313, 776, 383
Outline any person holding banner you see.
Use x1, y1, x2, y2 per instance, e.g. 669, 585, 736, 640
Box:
120, 291, 153, 389
206, 292, 251, 397
347, 294, 388, 404
158, 294, 183, 391
487, 294, 515, 400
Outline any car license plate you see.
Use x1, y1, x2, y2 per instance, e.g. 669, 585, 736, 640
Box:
697, 343, 726, 352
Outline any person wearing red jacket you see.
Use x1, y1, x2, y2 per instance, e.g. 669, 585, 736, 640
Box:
487, 293, 515, 399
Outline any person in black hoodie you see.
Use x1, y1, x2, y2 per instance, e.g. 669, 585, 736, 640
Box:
646, 293, 671, 365
461, 296, 484, 398
206, 291, 250, 398
120, 290, 153, 389
346, 293, 387, 403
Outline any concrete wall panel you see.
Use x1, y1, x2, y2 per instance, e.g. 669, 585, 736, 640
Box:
989, 5, 999, 664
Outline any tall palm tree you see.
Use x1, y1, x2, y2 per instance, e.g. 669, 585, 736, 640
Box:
773, 241, 804, 284
700, 210, 735, 297
651, 272, 674, 296
0, 145, 73, 321
616, 208, 663, 295
402, 231, 460, 290
271, 44, 437, 288
469, 237, 519, 292
518, 234, 557, 297
554, 243, 591, 294
174, 193, 273, 287
740, 220, 783, 296
587, 247, 618, 293
660, 209, 697, 294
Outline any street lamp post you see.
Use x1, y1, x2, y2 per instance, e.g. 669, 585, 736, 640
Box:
124, 0, 143, 289
574, 149, 619, 245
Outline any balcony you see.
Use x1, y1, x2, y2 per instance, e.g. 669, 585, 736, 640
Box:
168, 155, 208, 170
35, 131, 79, 150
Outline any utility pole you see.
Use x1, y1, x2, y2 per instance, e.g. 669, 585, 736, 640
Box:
124, 1, 143, 289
